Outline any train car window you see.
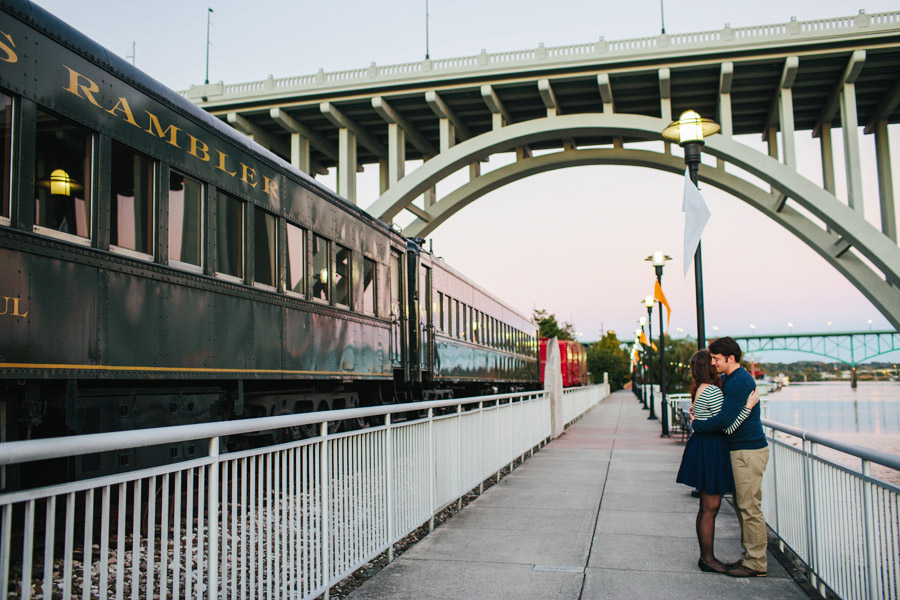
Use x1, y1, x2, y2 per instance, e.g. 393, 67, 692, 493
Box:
168, 171, 204, 271
362, 257, 376, 315
0, 92, 11, 227
446, 297, 454, 337
215, 192, 244, 281
437, 292, 444, 332
473, 311, 479, 344
285, 222, 305, 296
460, 304, 467, 339
334, 244, 351, 307
34, 108, 92, 245
110, 142, 155, 259
253, 207, 277, 289
444, 295, 451, 335
312, 234, 330, 302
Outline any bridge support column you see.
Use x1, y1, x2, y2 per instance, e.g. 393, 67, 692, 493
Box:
439, 118, 454, 152
841, 82, 865, 213
290, 132, 311, 174
820, 124, 837, 195
717, 62, 733, 169
778, 89, 797, 170
873, 120, 897, 242
388, 123, 406, 186
338, 128, 357, 204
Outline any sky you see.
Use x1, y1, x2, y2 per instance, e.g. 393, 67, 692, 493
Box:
29, 0, 900, 362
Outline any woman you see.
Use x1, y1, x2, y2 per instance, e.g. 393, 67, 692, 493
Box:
676, 349, 760, 574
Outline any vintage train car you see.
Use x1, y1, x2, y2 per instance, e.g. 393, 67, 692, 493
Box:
539, 338, 589, 388
0, 0, 538, 489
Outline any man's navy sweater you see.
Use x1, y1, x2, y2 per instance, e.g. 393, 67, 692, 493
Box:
692, 366, 767, 450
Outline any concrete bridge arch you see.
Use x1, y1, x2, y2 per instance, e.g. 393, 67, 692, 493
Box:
367, 114, 900, 330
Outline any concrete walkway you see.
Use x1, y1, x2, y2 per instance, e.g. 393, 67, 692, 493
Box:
349, 390, 807, 600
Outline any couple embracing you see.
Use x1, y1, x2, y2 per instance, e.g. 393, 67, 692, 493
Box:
676, 337, 769, 577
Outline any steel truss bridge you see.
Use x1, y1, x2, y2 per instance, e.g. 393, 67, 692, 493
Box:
185, 10, 900, 330
732, 330, 900, 365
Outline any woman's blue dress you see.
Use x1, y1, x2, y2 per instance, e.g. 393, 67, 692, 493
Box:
676, 385, 735, 495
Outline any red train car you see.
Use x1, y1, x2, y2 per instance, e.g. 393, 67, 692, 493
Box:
539, 338, 589, 387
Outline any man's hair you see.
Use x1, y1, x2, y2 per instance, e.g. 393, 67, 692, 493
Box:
709, 337, 742, 363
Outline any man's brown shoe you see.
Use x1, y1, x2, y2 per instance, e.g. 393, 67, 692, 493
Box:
726, 565, 767, 577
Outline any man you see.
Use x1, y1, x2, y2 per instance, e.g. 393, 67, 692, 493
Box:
691, 336, 769, 577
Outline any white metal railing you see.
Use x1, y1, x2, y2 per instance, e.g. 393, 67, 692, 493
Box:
562, 384, 609, 424
0, 387, 606, 599
762, 420, 900, 600
183, 10, 900, 101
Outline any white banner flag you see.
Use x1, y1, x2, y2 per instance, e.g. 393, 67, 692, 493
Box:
682, 168, 711, 277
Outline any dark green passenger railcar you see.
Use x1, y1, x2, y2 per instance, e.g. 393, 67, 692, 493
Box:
0, 0, 538, 489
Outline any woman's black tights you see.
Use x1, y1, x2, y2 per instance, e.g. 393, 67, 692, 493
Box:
696, 491, 726, 570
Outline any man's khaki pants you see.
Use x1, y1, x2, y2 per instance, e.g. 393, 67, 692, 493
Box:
730, 447, 769, 572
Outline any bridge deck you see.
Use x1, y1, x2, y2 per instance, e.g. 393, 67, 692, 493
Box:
349, 390, 806, 599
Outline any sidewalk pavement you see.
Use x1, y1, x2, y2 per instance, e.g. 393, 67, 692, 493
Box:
348, 389, 808, 600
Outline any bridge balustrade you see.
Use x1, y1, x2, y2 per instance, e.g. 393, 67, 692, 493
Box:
0, 385, 607, 600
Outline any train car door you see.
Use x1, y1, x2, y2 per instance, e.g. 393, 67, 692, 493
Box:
390, 251, 406, 376
420, 265, 434, 376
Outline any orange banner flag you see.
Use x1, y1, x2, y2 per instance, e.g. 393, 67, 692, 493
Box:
654, 280, 671, 334
639, 331, 658, 352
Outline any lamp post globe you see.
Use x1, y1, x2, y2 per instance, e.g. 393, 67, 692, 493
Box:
661, 110, 719, 351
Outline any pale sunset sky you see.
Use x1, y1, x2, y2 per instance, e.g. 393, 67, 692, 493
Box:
31, 0, 900, 361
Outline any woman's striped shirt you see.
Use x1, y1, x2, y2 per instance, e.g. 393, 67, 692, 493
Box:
694, 384, 750, 435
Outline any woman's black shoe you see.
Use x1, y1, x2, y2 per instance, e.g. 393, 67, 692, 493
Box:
698, 559, 727, 573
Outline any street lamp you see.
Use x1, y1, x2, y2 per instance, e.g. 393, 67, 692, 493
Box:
644, 251, 672, 436
637, 319, 647, 406
788, 322, 794, 333
644, 294, 656, 416
662, 110, 720, 350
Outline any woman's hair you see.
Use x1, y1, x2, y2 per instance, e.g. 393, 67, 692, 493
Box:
690, 349, 721, 402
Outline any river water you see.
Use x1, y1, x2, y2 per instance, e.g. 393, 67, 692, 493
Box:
764, 382, 900, 485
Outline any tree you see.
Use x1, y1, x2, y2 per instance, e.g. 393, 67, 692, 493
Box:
587, 331, 630, 391
533, 309, 576, 341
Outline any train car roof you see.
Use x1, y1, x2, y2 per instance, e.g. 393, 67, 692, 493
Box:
428, 253, 536, 327
2, 0, 399, 241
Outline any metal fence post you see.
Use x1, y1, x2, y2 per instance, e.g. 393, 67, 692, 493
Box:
479, 401, 484, 495
385, 413, 394, 562
802, 438, 817, 588
862, 460, 879, 600
320, 422, 330, 600
428, 408, 435, 532
495, 399, 501, 483
456, 404, 463, 511
207, 437, 220, 600
768, 428, 783, 552
808, 441, 820, 591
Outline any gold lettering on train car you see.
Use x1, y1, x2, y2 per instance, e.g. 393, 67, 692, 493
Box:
61, 66, 102, 108
214, 150, 237, 177
262, 175, 277, 197
187, 134, 210, 161
0, 32, 17, 63
106, 96, 139, 128
145, 111, 181, 147
0, 297, 28, 318
239, 163, 257, 187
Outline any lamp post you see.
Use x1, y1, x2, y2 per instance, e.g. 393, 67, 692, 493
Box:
662, 110, 720, 350
633, 328, 643, 402
639, 317, 648, 409
646, 251, 671, 437
644, 294, 657, 420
